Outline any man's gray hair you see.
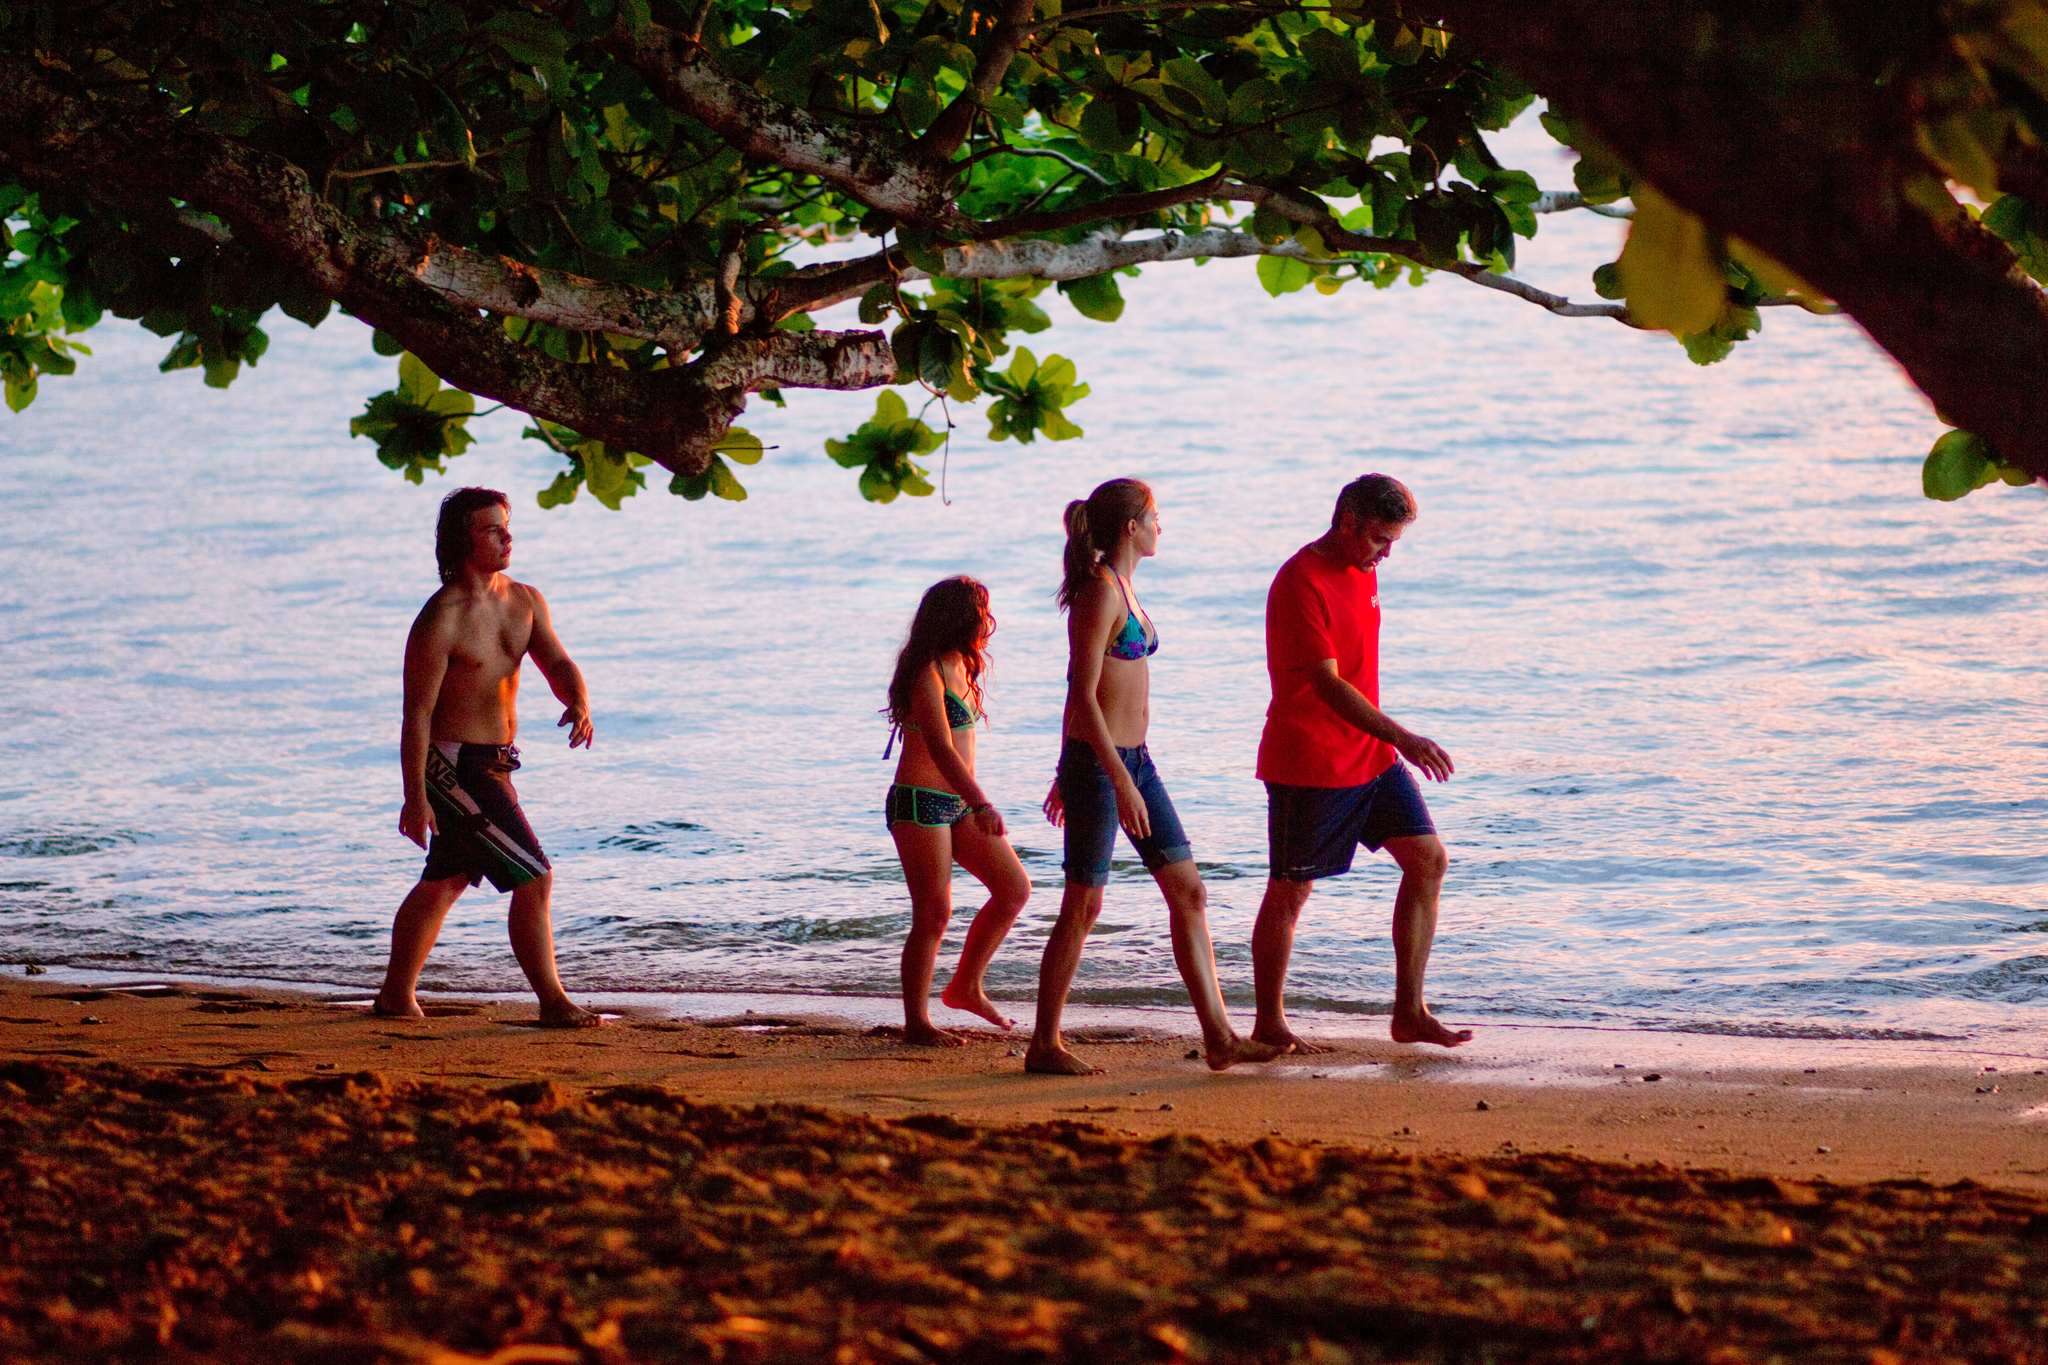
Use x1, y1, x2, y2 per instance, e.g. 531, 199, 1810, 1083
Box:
1333, 473, 1416, 529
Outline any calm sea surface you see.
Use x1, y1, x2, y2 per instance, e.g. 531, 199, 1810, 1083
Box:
4, 121, 2044, 1043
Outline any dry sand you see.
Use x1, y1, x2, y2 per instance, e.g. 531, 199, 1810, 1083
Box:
6, 975, 2048, 1363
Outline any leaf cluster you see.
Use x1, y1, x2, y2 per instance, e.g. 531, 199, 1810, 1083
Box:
349, 352, 479, 483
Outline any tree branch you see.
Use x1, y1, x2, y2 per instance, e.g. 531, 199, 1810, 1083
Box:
915, 0, 1041, 160
0, 55, 887, 475
972, 172, 1228, 239
597, 18, 975, 234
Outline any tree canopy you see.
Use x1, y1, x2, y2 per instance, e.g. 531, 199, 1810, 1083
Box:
5, 0, 2047, 509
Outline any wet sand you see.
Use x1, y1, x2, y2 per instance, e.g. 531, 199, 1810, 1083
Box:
5, 976, 2048, 1361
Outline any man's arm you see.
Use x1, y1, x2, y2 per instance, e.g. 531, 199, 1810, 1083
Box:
399, 606, 453, 848
522, 585, 593, 748
1302, 660, 1455, 782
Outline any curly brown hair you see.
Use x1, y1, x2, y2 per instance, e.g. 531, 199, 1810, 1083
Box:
884, 576, 994, 728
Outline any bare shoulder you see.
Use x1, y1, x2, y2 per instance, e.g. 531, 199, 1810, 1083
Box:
409, 585, 462, 639
1071, 569, 1121, 621
507, 578, 549, 614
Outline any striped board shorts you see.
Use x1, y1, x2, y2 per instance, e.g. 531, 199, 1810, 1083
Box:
420, 742, 552, 893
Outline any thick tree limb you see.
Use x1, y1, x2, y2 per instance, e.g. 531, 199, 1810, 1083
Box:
598, 19, 975, 235
1429, 0, 2048, 476
0, 56, 887, 475
915, 0, 1041, 159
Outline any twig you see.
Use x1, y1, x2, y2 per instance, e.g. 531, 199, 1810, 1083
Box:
329, 147, 504, 180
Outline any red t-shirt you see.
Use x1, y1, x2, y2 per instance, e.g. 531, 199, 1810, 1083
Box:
1257, 544, 1397, 788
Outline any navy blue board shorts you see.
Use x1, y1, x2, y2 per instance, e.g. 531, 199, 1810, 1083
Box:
421, 742, 553, 893
1057, 738, 1193, 887
1266, 762, 1436, 882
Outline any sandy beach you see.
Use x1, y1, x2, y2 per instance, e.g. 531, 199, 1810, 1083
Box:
6, 975, 2048, 1362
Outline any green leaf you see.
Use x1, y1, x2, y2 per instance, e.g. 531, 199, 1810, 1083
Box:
372, 329, 405, 357
1923, 428, 1993, 501
398, 352, 441, 402
537, 470, 581, 509
1059, 273, 1125, 322
858, 284, 896, 325
1613, 185, 1727, 336
1257, 254, 1313, 296
3, 366, 34, 412
714, 427, 764, 464
707, 456, 748, 501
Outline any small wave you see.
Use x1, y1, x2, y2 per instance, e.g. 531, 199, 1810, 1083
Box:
1658, 1021, 1965, 1042
0, 832, 135, 858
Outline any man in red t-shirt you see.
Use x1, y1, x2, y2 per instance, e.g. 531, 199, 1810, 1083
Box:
1254, 474, 1471, 1052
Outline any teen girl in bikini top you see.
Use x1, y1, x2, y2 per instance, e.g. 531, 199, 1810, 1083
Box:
1104, 571, 1158, 661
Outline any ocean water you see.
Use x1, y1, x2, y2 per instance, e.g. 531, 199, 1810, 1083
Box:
4, 120, 2045, 1043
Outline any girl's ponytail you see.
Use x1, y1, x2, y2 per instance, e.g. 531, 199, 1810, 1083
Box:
1056, 499, 1095, 611
1055, 479, 1153, 612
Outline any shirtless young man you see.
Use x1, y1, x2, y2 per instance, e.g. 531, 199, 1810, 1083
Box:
1252, 474, 1472, 1053
373, 486, 599, 1028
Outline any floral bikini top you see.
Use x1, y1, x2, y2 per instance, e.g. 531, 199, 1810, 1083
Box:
1106, 573, 1159, 661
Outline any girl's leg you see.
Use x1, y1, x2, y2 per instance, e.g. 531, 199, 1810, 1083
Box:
1153, 859, 1288, 1071
940, 819, 1032, 1029
1026, 882, 1106, 1073
890, 820, 963, 1046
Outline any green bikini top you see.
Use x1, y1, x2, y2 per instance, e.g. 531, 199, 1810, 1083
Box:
883, 674, 981, 759
905, 686, 980, 733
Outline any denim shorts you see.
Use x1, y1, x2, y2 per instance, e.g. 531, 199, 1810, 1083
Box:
1057, 738, 1193, 887
1266, 762, 1436, 882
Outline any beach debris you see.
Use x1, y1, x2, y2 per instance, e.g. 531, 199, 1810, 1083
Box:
10, 1059, 2048, 1364
80, 1016, 102, 1025
22, 964, 45, 976
1127, 1090, 1146, 1097
1398, 1126, 1415, 1135
314, 1063, 335, 1071
1612, 1063, 1625, 1069
1476, 1100, 1492, 1111
1978, 1084, 2001, 1094
1158, 1103, 1174, 1111
1816, 1146, 1832, 1154
1006, 1049, 1021, 1058
1642, 1074, 1662, 1082
1804, 1068, 1817, 1074
1184, 1048, 1201, 1060
1984, 1066, 1998, 1072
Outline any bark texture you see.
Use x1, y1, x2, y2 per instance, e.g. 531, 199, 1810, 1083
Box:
1430, 0, 2048, 474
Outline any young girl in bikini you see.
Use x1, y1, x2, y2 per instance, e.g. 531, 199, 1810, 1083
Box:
1030, 478, 1283, 1074
883, 576, 1030, 1046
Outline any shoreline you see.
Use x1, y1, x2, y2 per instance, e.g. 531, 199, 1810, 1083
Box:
8, 971, 2047, 1192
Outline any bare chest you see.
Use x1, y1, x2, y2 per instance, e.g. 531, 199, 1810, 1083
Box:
446, 605, 532, 680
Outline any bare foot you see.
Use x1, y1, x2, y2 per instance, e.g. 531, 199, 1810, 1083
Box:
1390, 1010, 1472, 1047
536, 1001, 603, 1029
904, 1022, 966, 1048
1252, 1025, 1330, 1055
1024, 1044, 1104, 1075
370, 996, 425, 1020
939, 982, 1015, 1031
1205, 1035, 1291, 1072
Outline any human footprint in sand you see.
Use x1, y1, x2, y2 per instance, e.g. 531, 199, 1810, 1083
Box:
1030, 479, 1287, 1076
882, 576, 1031, 1046
375, 487, 600, 1030
1252, 474, 1471, 1054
